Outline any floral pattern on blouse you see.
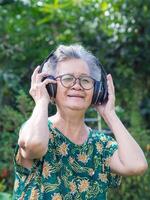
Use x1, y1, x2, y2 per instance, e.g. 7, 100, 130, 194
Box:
13, 120, 121, 200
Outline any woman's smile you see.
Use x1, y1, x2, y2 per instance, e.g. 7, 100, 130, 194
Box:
67, 94, 85, 98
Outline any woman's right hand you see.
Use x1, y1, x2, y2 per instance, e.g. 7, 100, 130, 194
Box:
29, 66, 57, 104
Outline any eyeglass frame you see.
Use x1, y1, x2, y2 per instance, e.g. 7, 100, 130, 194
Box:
55, 73, 96, 90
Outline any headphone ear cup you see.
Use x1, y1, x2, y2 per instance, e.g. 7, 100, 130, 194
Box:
92, 79, 108, 105
92, 81, 98, 105
92, 59, 108, 105
92, 81, 103, 105
46, 83, 57, 98
42, 75, 57, 98
102, 78, 108, 103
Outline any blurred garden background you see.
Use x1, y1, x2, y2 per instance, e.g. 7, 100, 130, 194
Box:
0, 0, 150, 199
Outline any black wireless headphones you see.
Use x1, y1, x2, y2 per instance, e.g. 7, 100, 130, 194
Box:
39, 51, 108, 105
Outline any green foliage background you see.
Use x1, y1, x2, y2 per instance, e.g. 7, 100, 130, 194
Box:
0, 0, 149, 199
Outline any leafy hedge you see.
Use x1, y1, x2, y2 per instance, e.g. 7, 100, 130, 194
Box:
0, 192, 12, 200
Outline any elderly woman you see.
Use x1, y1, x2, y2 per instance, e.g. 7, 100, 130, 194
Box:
13, 44, 148, 200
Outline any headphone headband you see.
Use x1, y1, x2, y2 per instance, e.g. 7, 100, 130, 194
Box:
39, 51, 55, 73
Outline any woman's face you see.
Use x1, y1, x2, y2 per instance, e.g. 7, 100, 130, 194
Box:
55, 58, 94, 111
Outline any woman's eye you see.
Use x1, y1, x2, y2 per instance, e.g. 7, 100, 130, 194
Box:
63, 76, 74, 82
65, 78, 73, 82
82, 78, 90, 83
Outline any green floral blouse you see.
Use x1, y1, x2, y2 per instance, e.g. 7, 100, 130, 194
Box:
13, 120, 121, 200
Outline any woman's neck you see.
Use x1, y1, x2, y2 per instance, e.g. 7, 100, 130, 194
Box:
49, 108, 89, 145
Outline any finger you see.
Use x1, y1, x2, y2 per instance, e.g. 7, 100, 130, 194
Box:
107, 74, 115, 94
107, 76, 115, 102
31, 66, 41, 83
36, 72, 50, 83
42, 78, 57, 86
109, 74, 115, 93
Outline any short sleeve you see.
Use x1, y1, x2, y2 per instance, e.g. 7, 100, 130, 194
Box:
13, 145, 33, 199
13, 145, 43, 199
102, 134, 122, 188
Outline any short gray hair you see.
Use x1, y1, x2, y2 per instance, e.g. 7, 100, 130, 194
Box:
42, 44, 101, 81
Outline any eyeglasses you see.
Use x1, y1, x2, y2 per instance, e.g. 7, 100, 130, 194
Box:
55, 74, 95, 90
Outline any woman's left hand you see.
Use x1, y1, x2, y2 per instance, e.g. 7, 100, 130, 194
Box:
95, 74, 116, 120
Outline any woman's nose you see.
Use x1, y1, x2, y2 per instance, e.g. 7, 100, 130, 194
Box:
72, 79, 83, 90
